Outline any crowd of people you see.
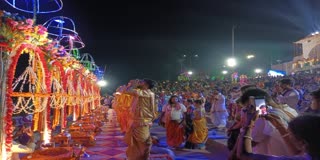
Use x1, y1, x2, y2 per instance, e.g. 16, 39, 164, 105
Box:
105, 72, 320, 160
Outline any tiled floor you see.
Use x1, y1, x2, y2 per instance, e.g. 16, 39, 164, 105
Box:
81, 122, 127, 160
81, 120, 173, 160
81, 115, 229, 160
150, 124, 229, 160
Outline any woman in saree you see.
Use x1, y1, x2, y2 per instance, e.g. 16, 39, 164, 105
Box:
159, 95, 187, 148
186, 99, 208, 149
184, 98, 195, 148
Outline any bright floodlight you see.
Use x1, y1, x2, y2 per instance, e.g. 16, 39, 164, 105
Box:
97, 80, 107, 87
247, 55, 255, 59
255, 68, 262, 73
226, 58, 237, 67
188, 71, 193, 75
315, 31, 319, 34
222, 70, 228, 74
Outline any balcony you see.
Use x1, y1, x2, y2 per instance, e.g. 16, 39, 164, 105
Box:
293, 63, 320, 72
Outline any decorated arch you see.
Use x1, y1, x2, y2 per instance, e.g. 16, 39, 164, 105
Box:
4, 40, 53, 160
0, 10, 103, 159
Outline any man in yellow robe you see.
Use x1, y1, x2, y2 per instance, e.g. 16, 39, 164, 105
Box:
122, 79, 157, 160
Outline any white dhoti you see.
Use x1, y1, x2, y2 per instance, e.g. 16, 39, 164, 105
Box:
210, 93, 228, 129
211, 111, 229, 128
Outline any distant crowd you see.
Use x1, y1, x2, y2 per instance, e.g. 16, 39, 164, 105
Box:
103, 72, 320, 159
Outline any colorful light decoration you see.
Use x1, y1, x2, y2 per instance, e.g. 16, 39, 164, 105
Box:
71, 48, 81, 60
43, 16, 78, 38
80, 53, 96, 71
4, 0, 63, 23
58, 34, 85, 52
43, 16, 85, 52
93, 66, 104, 80
4, 0, 63, 14
0, 10, 103, 160
95, 65, 106, 87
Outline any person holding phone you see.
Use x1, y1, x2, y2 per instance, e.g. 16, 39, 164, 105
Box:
252, 96, 267, 115
231, 110, 320, 160
232, 88, 298, 156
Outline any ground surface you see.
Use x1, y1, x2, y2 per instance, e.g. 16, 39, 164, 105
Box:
81, 115, 230, 160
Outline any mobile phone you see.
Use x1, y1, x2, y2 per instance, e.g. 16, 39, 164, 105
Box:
254, 96, 267, 115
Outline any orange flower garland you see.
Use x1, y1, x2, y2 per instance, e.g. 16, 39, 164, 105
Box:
50, 60, 67, 128
5, 43, 51, 156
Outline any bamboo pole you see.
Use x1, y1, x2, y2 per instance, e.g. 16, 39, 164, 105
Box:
0, 47, 9, 159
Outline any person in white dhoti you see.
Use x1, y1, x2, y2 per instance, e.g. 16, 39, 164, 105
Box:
210, 89, 228, 129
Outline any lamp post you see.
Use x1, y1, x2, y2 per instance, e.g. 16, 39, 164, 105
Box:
183, 54, 199, 69
232, 25, 238, 57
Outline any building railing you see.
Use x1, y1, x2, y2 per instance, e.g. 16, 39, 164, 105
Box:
293, 64, 320, 72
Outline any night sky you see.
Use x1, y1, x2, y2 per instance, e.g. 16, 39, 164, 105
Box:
1, 0, 320, 93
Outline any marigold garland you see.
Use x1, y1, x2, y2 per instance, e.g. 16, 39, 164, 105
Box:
50, 60, 66, 128
5, 43, 51, 157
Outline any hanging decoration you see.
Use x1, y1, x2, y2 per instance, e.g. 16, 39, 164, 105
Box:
71, 48, 81, 60
94, 65, 105, 81
4, 0, 63, 24
4, 0, 63, 14
43, 16, 85, 53
80, 53, 97, 71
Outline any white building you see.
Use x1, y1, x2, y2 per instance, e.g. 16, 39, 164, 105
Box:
272, 34, 320, 74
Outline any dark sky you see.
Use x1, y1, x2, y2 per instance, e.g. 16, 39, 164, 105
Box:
1, 0, 320, 92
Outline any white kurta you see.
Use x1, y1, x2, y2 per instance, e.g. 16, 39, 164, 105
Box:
277, 89, 300, 111
162, 103, 187, 122
210, 93, 228, 128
